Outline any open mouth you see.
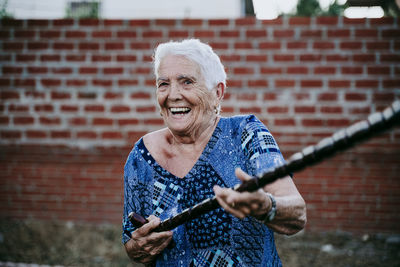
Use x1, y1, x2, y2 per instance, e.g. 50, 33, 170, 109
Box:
169, 107, 191, 115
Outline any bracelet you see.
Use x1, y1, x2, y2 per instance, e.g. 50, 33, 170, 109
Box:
263, 193, 276, 223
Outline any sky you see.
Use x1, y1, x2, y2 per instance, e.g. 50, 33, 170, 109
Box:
4, 0, 384, 19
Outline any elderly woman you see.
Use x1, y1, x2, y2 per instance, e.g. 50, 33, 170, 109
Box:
122, 39, 306, 266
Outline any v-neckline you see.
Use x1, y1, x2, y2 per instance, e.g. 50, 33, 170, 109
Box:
139, 118, 224, 180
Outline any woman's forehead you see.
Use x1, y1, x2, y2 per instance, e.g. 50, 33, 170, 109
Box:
157, 54, 202, 78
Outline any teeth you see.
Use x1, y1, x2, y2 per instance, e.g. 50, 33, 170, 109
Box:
170, 107, 191, 113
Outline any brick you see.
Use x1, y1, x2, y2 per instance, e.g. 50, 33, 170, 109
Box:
104, 92, 123, 99
26, 130, 47, 138
275, 80, 295, 88
39, 117, 60, 125
182, 19, 203, 26
382, 79, 400, 88
209, 42, 229, 50
27, 42, 49, 50
259, 42, 281, 49
239, 107, 261, 114
316, 17, 338, 25
15, 30, 36, 38
355, 79, 379, 88
341, 67, 363, 75
103, 67, 123, 75
260, 67, 282, 74
66, 55, 86, 62
327, 119, 350, 127
273, 54, 295, 62
85, 105, 104, 112
93, 118, 113, 126
314, 67, 336, 75
142, 31, 163, 38
287, 66, 308, 74
51, 131, 71, 139
321, 106, 342, 114
168, 30, 189, 38
220, 30, 239, 38
208, 19, 229, 26
105, 42, 125, 50
77, 131, 97, 139
340, 42, 362, 50
35, 104, 54, 112
92, 55, 112, 62
300, 30, 322, 38
248, 80, 268, 87
118, 79, 139, 86
380, 54, 400, 62
246, 30, 267, 38
246, 54, 267, 62
111, 105, 130, 113
301, 80, 323, 88
41, 79, 61, 87
61, 105, 79, 112
14, 116, 34, 125
131, 92, 151, 99
345, 93, 367, 101
368, 66, 390, 75
79, 42, 100, 50
79, 19, 99, 26
92, 31, 112, 38
40, 54, 61, 62
27, 67, 48, 74
313, 41, 335, 49
130, 42, 151, 50
327, 29, 350, 38
267, 106, 288, 113
326, 54, 350, 62
3, 66, 23, 74
51, 92, 70, 100
233, 67, 254, 75
144, 118, 164, 125
366, 42, 390, 50
53, 68, 73, 74
1, 130, 22, 139
3, 42, 24, 50
69, 117, 87, 126
261, 18, 283, 25
136, 106, 156, 113
302, 119, 324, 127
53, 43, 74, 50
102, 131, 123, 139
92, 79, 112, 87
287, 42, 307, 49
118, 119, 139, 126
129, 20, 150, 26
1, 19, 24, 27
235, 17, 256, 26
328, 80, 350, 88
117, 31, 137, 38
382, 29, 400, 38
374, 93, 395, 102
355, 29, 378, 38
194, 30, 214, 38
275, 118, 296, 126
273, 29, 294, 38
295, 106, 315, 113
235, 42, 253, 49
78, 92, 97, 99
353, 54, 376, 62
289, 17, 311, 25
53, 19, 74, 26
300, 54, 323, 62
27, 19, 49, 27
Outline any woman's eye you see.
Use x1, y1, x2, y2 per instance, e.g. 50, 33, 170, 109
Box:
158, 82, 168, 88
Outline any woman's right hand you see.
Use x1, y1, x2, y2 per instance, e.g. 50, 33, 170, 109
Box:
124, 215, 173, 265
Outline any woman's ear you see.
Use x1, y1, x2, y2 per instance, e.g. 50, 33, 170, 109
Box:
215, 82, 225, 101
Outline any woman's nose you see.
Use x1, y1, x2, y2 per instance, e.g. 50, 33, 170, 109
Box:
168, 83, 182, 100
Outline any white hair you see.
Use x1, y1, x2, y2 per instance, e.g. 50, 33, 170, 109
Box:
153, 39, 227, 90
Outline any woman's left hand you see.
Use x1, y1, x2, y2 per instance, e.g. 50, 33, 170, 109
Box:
213, 168, 271, 220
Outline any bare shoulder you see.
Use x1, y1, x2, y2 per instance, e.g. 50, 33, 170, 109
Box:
143, 128, 170, 152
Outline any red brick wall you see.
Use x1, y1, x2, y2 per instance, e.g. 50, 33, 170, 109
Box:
0, 17, 399, 234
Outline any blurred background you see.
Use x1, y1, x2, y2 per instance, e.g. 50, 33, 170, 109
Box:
0, 0, 399, 266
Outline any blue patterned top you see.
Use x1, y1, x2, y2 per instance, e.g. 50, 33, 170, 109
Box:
123, 115, 285, 267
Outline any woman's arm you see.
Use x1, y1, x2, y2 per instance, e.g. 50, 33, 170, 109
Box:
124, 215, 173, 265
214, 168, 306, 235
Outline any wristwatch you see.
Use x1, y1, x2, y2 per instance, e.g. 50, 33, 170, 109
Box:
263, 192, 276, 223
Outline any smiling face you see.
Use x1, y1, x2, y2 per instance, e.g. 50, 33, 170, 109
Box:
156, 54, 221, 137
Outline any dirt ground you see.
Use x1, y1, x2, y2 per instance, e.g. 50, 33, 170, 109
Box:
0, 219, 399, 267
